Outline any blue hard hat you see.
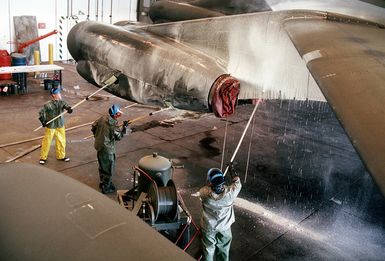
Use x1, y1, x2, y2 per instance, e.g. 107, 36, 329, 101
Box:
207, 168, 225, 186
109, 104, 123, 116
50, 87, 61, 95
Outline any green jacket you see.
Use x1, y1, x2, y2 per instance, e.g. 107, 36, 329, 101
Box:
39, 100, 70, 129
91, 115, 124, 153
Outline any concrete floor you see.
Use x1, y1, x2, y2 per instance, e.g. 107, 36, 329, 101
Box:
1, 62, 385, 260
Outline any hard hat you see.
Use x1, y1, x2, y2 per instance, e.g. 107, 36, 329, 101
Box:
50, 87, 61, 95
207, 168, 225, 186
109, 104, 123, 116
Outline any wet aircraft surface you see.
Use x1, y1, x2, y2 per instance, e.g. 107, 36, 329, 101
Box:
0, 164, 193, 261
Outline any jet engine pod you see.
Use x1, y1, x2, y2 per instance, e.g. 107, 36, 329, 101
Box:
209, 74, 240, 118
68, 21, 240, 117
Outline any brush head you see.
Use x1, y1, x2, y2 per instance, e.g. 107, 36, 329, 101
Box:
163, 101, 173, 109
104, 75, 118, 85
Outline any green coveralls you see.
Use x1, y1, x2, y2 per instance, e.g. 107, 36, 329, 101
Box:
91, 115, 124, 187
39, 100, 71, 160
199, 177, 242, 261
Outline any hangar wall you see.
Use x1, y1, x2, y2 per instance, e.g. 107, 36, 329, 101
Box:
0, 0, 138, 62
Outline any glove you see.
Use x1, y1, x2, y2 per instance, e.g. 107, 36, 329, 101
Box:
39, 116, 46, 127
121, 125, 127, 135
67, 107, 73, 114
120, 121, 130, 135
228, 162, 239, 179
121, 124, 131, 135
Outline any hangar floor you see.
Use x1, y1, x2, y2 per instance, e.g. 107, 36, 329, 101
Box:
1, 62, 384, 260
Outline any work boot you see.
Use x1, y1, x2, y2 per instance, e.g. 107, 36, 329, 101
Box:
99, 182, 114, 189
101, 183, 116, 194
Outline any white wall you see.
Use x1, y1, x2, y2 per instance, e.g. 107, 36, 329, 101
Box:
0, 0, 138, 62
0, 0, 13, 52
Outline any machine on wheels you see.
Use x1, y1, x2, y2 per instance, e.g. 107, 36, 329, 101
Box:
117, 152, 195, 249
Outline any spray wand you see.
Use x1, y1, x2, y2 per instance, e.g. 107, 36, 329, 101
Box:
223, 99, 262, 176
34, 75, 118, 132
83, 101, 174, 140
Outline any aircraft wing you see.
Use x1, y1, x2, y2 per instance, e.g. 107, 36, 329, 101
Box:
0, 163, 193, 260
149, 0, 271, 23
283, 13, 385, 195
148, 0, 385, 24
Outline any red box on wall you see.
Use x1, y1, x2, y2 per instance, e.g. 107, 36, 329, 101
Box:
38, 23, 46, 29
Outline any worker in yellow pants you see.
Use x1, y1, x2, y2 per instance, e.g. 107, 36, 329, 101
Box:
40, 127, 66, 161
38, 87, 73, 164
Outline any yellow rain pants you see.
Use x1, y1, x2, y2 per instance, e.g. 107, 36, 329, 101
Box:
40, 127, 66, 160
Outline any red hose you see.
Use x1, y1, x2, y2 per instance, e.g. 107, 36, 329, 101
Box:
174, 223, 189, 245
184, 229, 199, 251
182, 209, 202, 252
135, 166, 157, 186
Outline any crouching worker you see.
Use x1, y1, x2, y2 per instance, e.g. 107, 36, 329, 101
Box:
199, 163, 242, 261
38, 87, 73, 165
91, 104, 130, 194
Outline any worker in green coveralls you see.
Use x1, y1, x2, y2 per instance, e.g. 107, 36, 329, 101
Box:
91, 104, 130, 194
38, 87, 73, 165
199, 163, 242, 261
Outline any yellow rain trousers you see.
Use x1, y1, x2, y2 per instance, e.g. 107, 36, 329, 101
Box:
40, 127, 66, 160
